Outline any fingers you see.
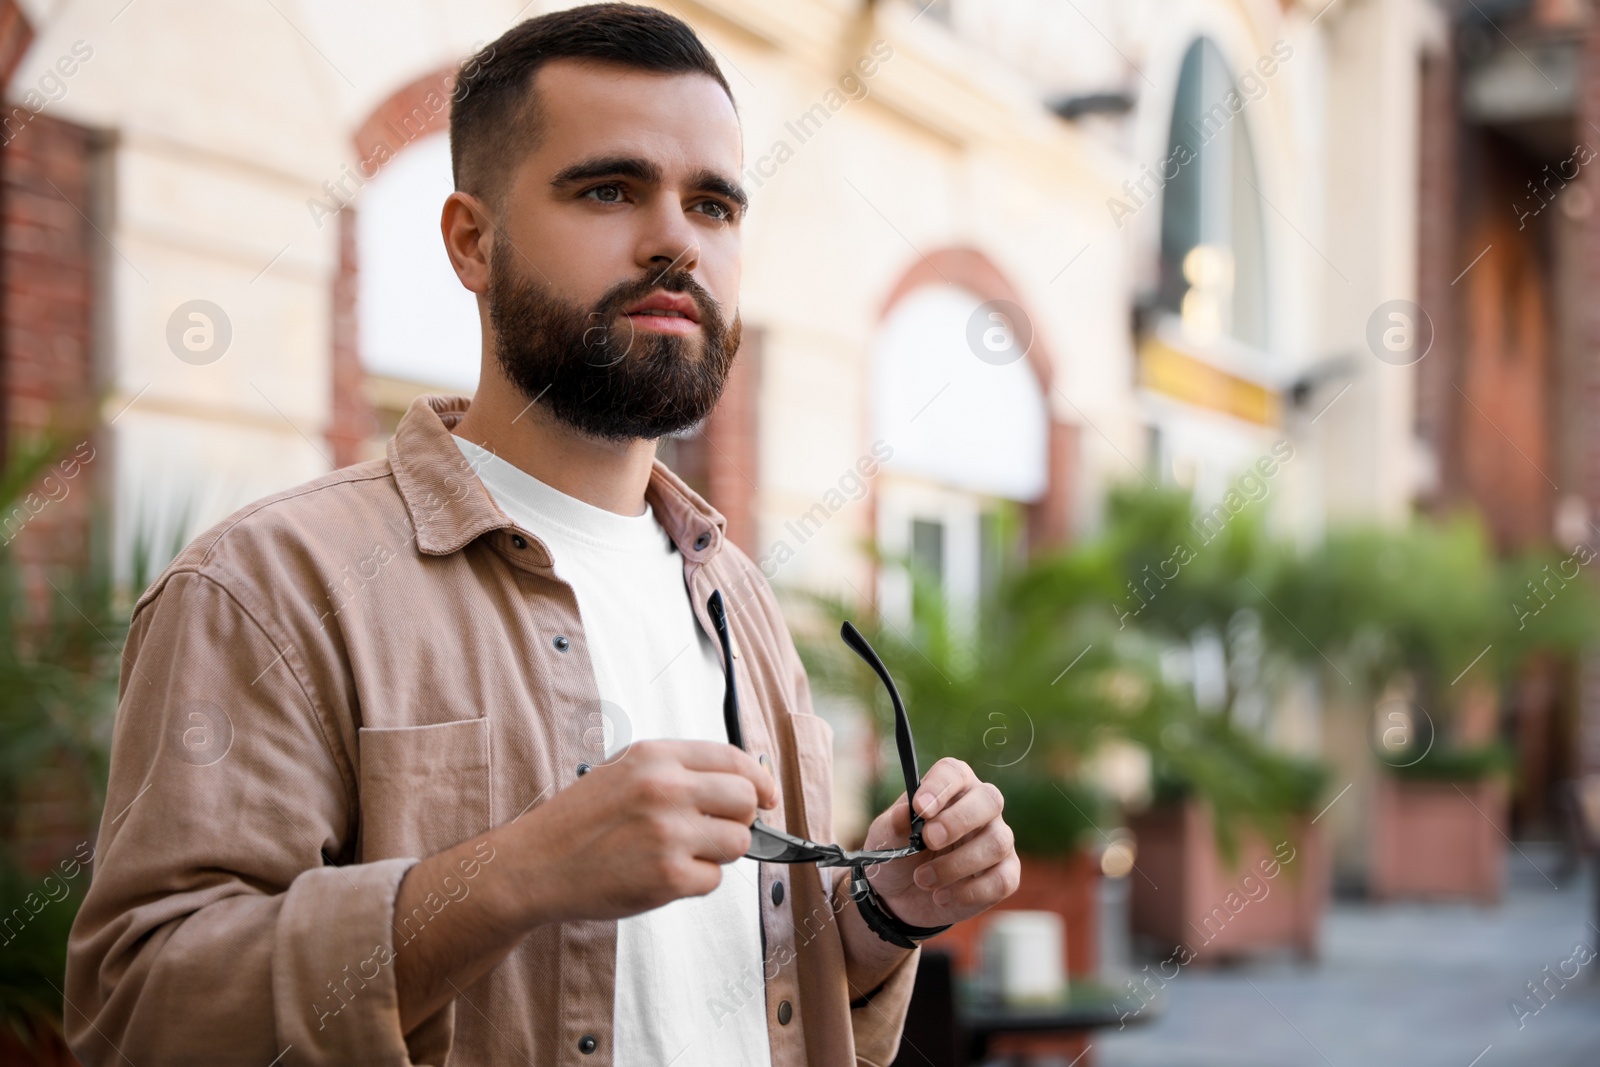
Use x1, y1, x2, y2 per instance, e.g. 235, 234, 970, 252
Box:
633, 760, 758, 865
912, 757, 975, 819
914, 761, 1003, 851
683, 817, 754, 867
884, 792, 911, 837
682, 770, 761, 824
638, 776, 755, 864
663, 739, 777, 809
912, 819, 1016, 893
922, 852, 1021, 908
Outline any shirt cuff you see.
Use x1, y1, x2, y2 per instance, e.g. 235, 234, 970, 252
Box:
849, 941, 921, 1067
272, 856, 454, 1066
831, 868, 923, 1066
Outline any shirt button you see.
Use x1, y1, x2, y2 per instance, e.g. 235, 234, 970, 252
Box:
576, 762, 591, 777
772, 880, 784, 905
578, 1034, 597, 1054
694, 532, 711, 551
777, 1000, 793, 1025
511, 534, 527, 549
553, 635, 570, 652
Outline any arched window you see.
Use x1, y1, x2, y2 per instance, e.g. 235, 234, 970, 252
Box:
870, 282, 1050, 628
1158, 38, 1268, 352
872, 284, 1049, 501
357, 132, 481, 393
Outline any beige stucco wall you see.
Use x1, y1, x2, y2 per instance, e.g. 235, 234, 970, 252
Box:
6, 0, 1426, 573
4, 1, 1431, 842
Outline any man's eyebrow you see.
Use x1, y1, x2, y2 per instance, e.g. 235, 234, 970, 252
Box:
550, 155, 748, 213
550, 155, 662, 188
688, 168, 749, 213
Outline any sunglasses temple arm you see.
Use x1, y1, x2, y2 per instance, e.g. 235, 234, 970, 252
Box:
708, 590, 745, 750
840, 621, 925, 842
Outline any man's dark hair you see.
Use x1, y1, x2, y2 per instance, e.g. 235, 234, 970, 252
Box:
450, 3, 734, 213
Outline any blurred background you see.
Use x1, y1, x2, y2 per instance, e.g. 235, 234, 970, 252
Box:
3, 0, 1600, 1064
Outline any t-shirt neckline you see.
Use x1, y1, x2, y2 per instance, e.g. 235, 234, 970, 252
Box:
452, 434, 669, 554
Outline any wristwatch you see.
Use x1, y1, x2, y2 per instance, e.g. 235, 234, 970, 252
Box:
847, 863, 952, 950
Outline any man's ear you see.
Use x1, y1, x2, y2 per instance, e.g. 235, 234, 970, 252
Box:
441, 190, 493, 295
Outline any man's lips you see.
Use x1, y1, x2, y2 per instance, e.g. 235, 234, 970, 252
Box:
622, 290, 701, 334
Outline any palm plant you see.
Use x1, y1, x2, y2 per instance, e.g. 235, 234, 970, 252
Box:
1261, 513, 1599, 776
0, 436, 136, 1052
792, 485, 1330, 859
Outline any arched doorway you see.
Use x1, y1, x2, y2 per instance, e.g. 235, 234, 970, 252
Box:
871, 248, 1074, 628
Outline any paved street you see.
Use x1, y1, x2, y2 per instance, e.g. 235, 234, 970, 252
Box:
1094, 847, 1600, 1067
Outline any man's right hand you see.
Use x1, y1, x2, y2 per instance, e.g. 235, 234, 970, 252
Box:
395, 739, 775, 1035
504, 739, 777, 925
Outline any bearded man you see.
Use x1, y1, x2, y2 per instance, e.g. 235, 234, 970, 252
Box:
65, 5, 1019, 1064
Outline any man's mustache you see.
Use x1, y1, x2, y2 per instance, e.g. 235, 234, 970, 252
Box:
594, 269, 721, 324
580, 270, 724, 361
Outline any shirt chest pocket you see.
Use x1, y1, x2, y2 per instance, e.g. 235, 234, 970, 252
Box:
357, 718, 491, 861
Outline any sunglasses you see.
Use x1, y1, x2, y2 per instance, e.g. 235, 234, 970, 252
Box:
707, 589, 929, 869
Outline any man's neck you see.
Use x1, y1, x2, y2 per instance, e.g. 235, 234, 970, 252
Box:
452, 381, 658, 518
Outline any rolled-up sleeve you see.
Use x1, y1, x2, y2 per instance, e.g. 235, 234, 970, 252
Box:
827, 869, 922, 1067
64, 569, 441, 1066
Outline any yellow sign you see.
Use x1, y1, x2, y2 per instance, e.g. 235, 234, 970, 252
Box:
1138, 337, 1281, 426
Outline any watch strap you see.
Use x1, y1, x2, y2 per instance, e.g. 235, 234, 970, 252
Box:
847, 865, 951, 949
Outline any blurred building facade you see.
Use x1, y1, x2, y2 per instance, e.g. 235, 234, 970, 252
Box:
1412, 0, 1600, 835
0, 0, 1472, 849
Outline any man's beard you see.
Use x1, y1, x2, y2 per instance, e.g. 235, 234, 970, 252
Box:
486, 241, 741, 442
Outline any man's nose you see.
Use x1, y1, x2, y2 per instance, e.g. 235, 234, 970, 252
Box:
636, 199, 701, 277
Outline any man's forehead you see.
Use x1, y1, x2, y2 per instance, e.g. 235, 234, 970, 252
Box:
529, 59, 742, 170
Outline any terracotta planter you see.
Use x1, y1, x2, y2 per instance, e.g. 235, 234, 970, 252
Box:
916, 851, 1099, 1064
1128, 800, 1328, 963
923, 850, 1099, 978
1370, 775, 1507, 903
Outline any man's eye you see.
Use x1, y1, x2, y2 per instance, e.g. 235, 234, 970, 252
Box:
697, 200, 734, 221
585, 184, 625, 203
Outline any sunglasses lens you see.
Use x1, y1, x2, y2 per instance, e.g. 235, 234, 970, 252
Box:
745, 820, 837, 864
746, 825, 803, 862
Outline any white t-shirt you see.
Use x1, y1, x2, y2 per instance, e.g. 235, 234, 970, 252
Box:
453, 436, 772, 1067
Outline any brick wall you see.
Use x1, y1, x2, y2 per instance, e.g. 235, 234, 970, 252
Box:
657, 328, 764, 557
1415, 24, 1590, 790
0, 1, 107, 886
1453, 188, 1554, 552
1413, 47, 1457, 505
699, 326, 762, 556
1028, 417, 1078, 552
1, 109, 98, 602
1580, 20, 1600, 774
327, 206, 371, 466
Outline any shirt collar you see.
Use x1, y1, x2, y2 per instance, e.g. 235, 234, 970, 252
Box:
387, 394, 728, 563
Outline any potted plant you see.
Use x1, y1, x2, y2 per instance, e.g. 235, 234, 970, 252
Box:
1264, 517, 1597, 901
1370, 741, 1514, 903
794, 484, 1336, 972
1061, 486, 1335, 963
796, 574, 1122, 985
1126, 733, 1330, 963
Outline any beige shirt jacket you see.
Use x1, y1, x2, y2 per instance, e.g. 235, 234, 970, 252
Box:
64, 395, 919, 1067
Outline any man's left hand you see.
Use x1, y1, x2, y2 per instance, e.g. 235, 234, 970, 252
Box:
860, 757, 1020, 930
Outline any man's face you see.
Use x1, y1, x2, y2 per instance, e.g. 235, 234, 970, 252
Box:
484, 60, 745, 441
